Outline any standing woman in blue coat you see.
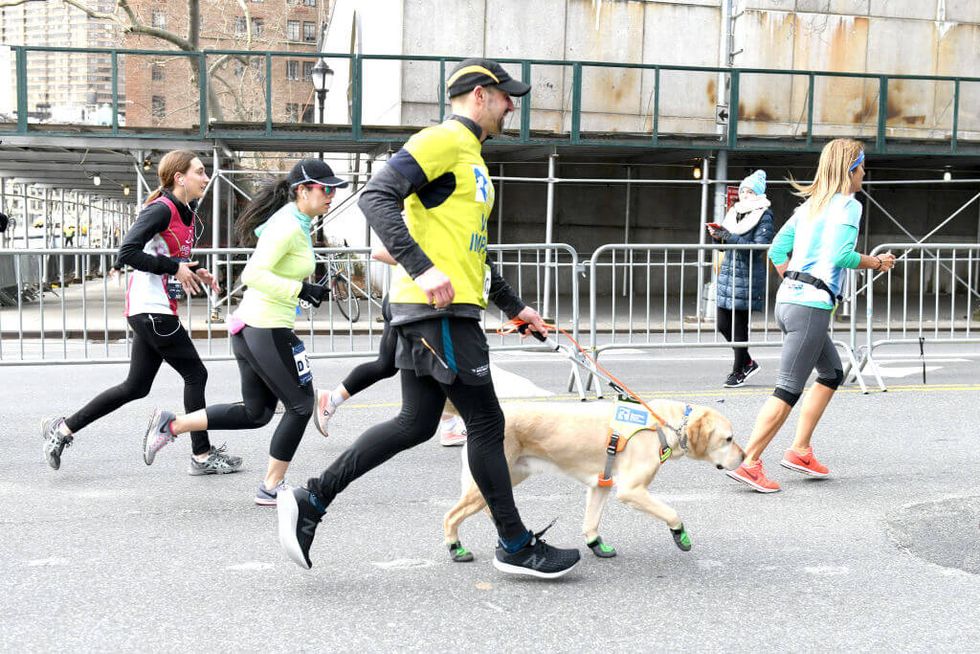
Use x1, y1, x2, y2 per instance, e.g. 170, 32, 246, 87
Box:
709, 169, 775, 388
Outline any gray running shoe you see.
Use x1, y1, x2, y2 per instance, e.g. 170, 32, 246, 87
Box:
143, 409, 177, 466
41, 417, 73, 470
188, 444, 244, 476
255, 479, 288, 506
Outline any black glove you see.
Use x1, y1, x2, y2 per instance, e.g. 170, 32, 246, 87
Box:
712, 227, 731, 242
299, 282, 327, 307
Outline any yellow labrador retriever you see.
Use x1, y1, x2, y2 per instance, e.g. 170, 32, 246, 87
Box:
443, 399, 744, 561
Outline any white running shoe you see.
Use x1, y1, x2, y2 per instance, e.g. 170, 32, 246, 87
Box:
143, 409, 177, 465
439, 415, 467, 447
313, 388, 338, 438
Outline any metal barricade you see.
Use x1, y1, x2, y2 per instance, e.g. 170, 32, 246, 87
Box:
587, 243, 867, 396
859, 242, 980, 391
0, 244, 581, 373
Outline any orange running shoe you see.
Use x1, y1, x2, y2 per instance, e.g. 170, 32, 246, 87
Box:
726, 460, 781, 493
780, 447, 830, 477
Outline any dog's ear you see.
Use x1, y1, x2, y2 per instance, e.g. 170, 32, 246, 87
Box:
684, 407, 712, 456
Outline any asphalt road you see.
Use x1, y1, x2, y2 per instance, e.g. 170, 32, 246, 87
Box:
2, 342, 978, 652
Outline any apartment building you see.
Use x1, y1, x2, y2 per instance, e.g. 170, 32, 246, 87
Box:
0, 0, 118, 123
123, 0, 328, 128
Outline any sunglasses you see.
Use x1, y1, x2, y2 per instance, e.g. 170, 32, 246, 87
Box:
304, 183, 336, 196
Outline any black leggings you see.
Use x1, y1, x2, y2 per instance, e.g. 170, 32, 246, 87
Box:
717, 306, 752, 372
342, 317, 397, 395
205, 326, 314, 462
307, 368, 527, 542
66, 313, 211, 456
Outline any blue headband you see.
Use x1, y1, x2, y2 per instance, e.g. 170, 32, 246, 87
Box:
849, 151, 865, 172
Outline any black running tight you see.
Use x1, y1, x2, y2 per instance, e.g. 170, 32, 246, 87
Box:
65, 313, 211, 455
716, 306, 752, 372
307, 369, 527, 542
205, 326, 314, 462
341, 315, 397, 396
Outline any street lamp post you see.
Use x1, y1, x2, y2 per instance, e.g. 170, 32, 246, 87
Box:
310, 58, 335, 161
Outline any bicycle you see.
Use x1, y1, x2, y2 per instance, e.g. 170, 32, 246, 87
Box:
303, 252, 374, 322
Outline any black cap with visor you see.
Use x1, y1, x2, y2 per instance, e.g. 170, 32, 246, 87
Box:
287, 159, 349, 189
447, 58, 531, 99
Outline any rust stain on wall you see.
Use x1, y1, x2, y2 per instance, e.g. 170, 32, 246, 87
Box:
739, 103, 775, 122
826, 16, 869, 73
852, 94, 876, 123
706, 79, 716, 105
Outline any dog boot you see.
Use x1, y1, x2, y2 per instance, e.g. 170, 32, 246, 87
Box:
448, 541, 474, 563
587, 536, 617, 558
670, 523, 692, 551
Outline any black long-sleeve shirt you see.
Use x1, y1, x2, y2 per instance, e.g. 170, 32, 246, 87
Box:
116, 190, 197, 275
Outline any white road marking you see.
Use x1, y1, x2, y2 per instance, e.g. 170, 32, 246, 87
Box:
490, 363, 553, 398
803, 565, 849, 576
371, 558, 437, 570
864, 361, 943, 378
697, 559, 725, 570
225, 562, 274, 571
27, 558, 69, 567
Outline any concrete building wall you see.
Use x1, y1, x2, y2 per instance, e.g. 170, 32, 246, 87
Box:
327, 0, 980, 137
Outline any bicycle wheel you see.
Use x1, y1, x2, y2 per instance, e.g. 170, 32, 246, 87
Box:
332, 273, 360, 322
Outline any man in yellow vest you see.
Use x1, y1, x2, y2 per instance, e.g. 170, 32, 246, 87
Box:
278, 58, 580, 578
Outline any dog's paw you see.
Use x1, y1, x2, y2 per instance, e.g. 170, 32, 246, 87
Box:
587, 536, 617, 558
670, 524, 692, 551
448, 541, 474, 563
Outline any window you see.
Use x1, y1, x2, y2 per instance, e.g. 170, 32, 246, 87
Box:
285, 103, 300, 122
151, 96, 166, 119
151, 64, 164, 82
303, 0, 317, 6
303, 21, 316, 43
303, 61, 314, 80
151, 10, 166, 29
285, 60, 299, 81
234, 16, 246, 36
251, 18, 264, 36
287, 20, 300, 41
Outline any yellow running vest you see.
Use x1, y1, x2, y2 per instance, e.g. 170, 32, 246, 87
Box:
389, 119, 493, 308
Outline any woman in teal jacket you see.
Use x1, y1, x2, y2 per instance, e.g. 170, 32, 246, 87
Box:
726, 139, 895, 493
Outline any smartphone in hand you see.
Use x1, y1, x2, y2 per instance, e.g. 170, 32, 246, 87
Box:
705, 222, 722, 230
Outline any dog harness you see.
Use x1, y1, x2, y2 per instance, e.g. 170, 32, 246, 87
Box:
597, 397, 693, 488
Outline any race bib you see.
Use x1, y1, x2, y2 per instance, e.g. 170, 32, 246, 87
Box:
292, 342, 313, 385
483, 265, 491, 303
166, 257, 190, 300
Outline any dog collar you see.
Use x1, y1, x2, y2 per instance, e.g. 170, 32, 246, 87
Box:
656, 404, 693, 463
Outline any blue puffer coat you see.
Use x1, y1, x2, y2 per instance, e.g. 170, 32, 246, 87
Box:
716, 209, 775, 311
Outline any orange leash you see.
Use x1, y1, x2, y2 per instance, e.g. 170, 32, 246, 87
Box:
497, 318, 670, 428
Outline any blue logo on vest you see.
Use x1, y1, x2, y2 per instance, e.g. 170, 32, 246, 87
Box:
615, 406, 648, 427
473, 166, 490, 203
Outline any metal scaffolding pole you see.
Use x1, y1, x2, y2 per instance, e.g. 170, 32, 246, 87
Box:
621, 166, 631, 296
497, 162, 505, 245
542, 153, 558, 319
696, 157, 711, 320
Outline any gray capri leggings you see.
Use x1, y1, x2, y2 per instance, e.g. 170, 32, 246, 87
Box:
773, 302, 844, 407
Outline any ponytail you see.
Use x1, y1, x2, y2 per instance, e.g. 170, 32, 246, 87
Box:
144, 186, 164, 205
235, 178, 294, 246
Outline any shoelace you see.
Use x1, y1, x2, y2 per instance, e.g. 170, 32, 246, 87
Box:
532, 518, 559, 542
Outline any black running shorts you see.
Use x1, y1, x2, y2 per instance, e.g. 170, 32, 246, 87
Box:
394, 317, 491, 386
